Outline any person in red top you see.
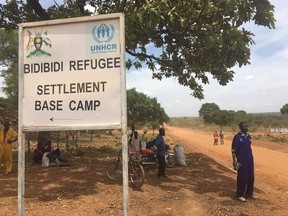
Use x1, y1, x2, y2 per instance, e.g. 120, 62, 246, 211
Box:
213, 131, 219, 145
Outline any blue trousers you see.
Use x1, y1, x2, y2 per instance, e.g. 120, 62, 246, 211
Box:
236, 162, 254, 197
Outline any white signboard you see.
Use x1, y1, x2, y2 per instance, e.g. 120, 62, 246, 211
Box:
19, 14, 126, 131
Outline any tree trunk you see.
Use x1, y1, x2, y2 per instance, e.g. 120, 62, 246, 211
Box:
37, 131, 51, 149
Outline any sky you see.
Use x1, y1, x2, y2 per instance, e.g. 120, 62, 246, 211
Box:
0, 0, 287, 117
126, 0, 288, 117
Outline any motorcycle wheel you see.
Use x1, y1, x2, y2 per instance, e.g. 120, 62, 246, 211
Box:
166, 154, 176, 168
140, 154, 153, 170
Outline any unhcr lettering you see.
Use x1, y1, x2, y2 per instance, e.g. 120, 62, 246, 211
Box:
91, 44, 117, 52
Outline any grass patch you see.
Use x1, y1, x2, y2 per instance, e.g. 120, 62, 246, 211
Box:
269, 136, 287, 143
98, 145, 116, 154
253, 134, 263, 140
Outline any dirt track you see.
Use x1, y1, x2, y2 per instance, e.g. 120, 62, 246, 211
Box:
166, 125, 288, 191
165, 125, 288, 215
0, 125, 287, 216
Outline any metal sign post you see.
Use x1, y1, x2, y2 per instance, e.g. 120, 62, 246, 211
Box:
18, 13, 128, 215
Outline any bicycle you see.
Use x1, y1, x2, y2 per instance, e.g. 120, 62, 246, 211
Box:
106, 149, 145, 189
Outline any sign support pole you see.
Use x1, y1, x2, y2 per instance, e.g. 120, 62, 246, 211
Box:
18, 133, 25, 216
119, 14, 128, 216
18, 25, 25, 216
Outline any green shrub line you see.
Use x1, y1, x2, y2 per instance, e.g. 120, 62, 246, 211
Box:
169, 117, 288, 144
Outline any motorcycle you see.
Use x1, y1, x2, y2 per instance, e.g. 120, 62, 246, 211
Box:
140, 144, 176, 169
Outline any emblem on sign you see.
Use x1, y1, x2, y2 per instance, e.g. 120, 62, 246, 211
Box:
26, 30, 52, 58
92, 24, 115, 43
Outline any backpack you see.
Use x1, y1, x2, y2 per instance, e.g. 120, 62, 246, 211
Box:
146, 139, 156, 149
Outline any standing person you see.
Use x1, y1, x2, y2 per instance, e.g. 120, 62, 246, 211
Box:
213, 131, 219, 145
155, 128, 167, 178
219, 130, 224, 144
128, 124, 136, 149
0, 120, 18, 174
140, 130, 148, 149
131, 131, 141, 161
232, 122, 256, 202
128, 124, 136, 138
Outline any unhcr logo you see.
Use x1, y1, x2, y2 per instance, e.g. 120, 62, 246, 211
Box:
91, 24, 117, 53
92, 24, 115, 43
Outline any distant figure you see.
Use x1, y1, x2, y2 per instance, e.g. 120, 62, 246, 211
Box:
213, 131, 219, 145
219, 130, 224, 145
231, 122, 256, 202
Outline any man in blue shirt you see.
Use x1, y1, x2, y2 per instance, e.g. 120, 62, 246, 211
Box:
155, 128, 167, 178
232, 122, 256, 202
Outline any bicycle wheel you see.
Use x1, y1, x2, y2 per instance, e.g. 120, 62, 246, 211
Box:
106, 159, 122, 181
129, 161, 145, 189
166, 154, 176, 168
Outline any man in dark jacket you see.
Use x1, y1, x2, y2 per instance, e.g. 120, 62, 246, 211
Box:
155, 128, 167, 178
232, 122, 257, 202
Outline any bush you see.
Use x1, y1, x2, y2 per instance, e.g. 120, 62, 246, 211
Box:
98, 145, 115, 154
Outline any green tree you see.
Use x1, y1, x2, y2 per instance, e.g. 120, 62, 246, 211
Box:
213, 110, 235, 126
127, 88, 169, 127
280, 104, 288, 114
199, 102, 220, 123
0, 0, 275, 101
0, 29, 18, 109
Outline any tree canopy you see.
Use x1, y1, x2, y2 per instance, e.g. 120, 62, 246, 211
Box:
0, 29, 18, 109
127, 88, 169, 126
199, 102, 250, 126
198, 102, 220, 123
212, 109, 235, 126
0, 0, 276, 101
198, 102, 288, 127
280, 104, 288, 115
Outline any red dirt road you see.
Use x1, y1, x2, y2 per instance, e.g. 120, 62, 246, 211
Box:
165, 125, 288, 215
0, 125, 287, 216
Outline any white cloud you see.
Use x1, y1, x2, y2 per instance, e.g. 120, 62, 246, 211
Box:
244, 75, 254, 80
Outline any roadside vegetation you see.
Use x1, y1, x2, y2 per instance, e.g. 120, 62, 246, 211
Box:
169, 114, 288, 144
197, 102, 288, 130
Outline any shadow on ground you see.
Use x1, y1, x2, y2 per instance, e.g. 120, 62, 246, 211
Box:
0, 147, 263, 204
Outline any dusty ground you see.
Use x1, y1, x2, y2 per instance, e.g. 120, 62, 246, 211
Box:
0, 125, 287, 216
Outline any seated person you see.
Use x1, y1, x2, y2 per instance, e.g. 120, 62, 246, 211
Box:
32, 141, 64, 163
32, 142, 45, 163
44, 140, 67, 160
41, 141, 69, 167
